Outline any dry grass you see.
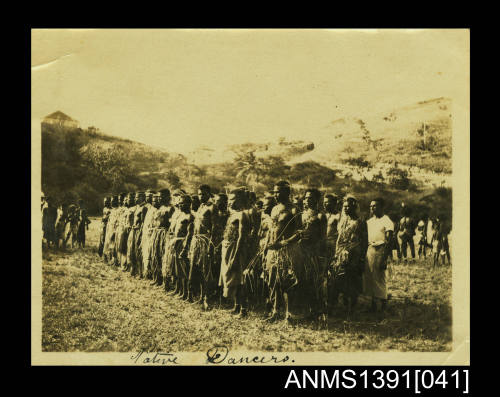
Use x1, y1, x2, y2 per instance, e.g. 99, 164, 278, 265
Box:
42, 218, 451, 352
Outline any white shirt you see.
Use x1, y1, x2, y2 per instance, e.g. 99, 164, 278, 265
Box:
367, 214, 394, 246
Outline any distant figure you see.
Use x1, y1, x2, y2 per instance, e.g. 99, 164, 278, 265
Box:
65, 204, 80, 248
426, 217, 434, 253
397, 206, 415, 262
76, 199, 91, 248
431, 216, 451, 266
42, 196, 57, 248
415, 218, 427, 259
363, 198, 394, 313
54, 203, 68, 249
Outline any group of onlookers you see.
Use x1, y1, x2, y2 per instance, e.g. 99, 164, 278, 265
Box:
41, 193, 91, 249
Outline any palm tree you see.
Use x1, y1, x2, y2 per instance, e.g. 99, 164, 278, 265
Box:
233, 150, 262, 190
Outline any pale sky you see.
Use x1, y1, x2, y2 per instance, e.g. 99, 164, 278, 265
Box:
31, 29, 469, 154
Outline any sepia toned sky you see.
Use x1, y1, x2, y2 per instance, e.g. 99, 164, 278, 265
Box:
31, 29, 469, 153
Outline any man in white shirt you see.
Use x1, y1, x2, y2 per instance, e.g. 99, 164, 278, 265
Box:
363, 198, 394, 313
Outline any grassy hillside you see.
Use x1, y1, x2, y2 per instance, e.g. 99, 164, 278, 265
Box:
292, 97, 452, 174
41, 122, 182, 214
41, 97, 452, 222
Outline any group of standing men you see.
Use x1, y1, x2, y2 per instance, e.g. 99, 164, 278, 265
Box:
98, 181, 407, 324
390, 205, 451, 267
41, 193, 91, 249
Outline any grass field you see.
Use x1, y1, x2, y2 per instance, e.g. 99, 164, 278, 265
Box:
41, 217, 452, 352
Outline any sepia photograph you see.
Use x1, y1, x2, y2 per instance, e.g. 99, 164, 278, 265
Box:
31, 28, 469, 366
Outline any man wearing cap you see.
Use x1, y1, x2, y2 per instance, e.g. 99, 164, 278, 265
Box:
363, 198, 393, 313
264, 181, 301, 323
330, 194, 368, 314
98, 197, 112, 257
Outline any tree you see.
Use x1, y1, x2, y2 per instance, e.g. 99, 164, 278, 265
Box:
387, 166, 410, 190
80, 143, 133, 192
164, 170, 182, 190
357, 119, 378, 150
289, 161, 336, 187
416, 122, 437, 151
233, 150, 262, 189
343, 155, 372, 170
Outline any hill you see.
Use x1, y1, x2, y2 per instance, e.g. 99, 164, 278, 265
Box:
41, 122, 196, 214
290, 97, 452, 175
41, 98, 453, 223
187, 97, 452, 183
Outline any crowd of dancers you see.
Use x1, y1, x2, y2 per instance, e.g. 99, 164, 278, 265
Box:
94, 182, 451, 324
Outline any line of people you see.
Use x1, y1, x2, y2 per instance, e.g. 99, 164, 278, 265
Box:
42, 193, 91, 249
387, 205, 451, 267
99, 182, 447, 325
